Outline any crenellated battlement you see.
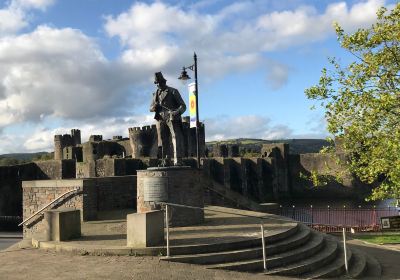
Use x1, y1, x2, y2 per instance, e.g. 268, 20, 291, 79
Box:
127, 118, 205, 159
54, 129, 81, 160
129, 125, 157, 133
89, 135, 103, 142
53, 116, 205, 162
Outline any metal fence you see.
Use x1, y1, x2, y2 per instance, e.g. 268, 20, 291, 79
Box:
278, 206, 399, 232
0, 216, 22, 231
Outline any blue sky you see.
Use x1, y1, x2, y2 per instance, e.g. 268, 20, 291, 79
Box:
0, 0, 395, 153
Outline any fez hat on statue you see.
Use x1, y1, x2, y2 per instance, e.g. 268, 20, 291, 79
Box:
154, 72, 167, 84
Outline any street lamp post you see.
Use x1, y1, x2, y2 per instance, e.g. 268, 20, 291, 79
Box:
178, 52, 201, 169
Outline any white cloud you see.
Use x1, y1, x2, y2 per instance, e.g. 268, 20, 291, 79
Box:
21, 114, 155, 153
0, 25, 142, 128
256, 0, 385, 50
0, 0, 55, 35
0, 0, 388, 154
266, 62, 291, 90
11, 0, 54, 10
204, 115, 330, 142
104, 0, 385, 88
205, 115, 294, 141
0, 6, 26, 35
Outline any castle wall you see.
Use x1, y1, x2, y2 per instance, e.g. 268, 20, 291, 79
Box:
128, 121, 206, 159
117, 139, 132, 157
82, 141, 127, 162
54, 135, 63, 160
288, 153, 368, 199
76, 160, 96, 178
71, 129, 81, 145
54, 129, 81, 160
35, 160, 76, 179
76, 158, 146, 178
0, 163, 37, 217
128, 125, 158, 158
63, 146, 82, 161
0, 160, 76, 219
261, 144, 290, 198
82, 142, 97, 161
202, 157, 277, 203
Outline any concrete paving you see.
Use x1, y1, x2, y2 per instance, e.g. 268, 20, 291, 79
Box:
2, 207, 399, 279
0, 232, 22, 250
0, 238, 20, 250
33, 206, 297, 255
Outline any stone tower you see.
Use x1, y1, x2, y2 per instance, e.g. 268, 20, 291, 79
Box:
54, 135, 63, 160
71, 129, 81, 145
128, 125, 158, 158
53, 129, 81, 160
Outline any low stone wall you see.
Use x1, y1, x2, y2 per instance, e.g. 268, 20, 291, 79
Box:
22, 179, 86, 238
96, 176, 137, 211
22, 175, 137, 238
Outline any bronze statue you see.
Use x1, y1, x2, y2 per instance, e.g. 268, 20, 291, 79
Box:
150, 72, 186, 166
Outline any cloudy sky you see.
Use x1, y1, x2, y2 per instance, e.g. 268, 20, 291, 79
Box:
0, 0, 395, 153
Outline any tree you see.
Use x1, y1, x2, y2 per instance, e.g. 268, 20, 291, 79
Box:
305, 4, 400, 201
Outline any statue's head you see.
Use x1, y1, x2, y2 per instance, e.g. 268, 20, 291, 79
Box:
154, 72, 167, 89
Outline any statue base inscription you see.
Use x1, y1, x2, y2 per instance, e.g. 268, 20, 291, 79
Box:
137, 166, 204, 227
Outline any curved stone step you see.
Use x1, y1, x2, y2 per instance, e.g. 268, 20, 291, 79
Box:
266, 231, 324, 269
170, 222, 299, 255
206, 231, 324, 272
301, 246, 352, 279
162, 224, 311, 265
264, 237, 338, 276
364, 253, 382, 278
266, 224, 311, 255
347, 248, 367, 278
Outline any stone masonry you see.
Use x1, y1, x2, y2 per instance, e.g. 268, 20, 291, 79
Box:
22, 176, 137, 238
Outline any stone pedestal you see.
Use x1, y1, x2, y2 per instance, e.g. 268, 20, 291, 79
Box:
137, 166, 204, 226
44, 209, 81, 241
127, 210, 164, 247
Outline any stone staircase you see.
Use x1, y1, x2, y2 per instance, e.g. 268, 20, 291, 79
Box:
161, 223, 382, 279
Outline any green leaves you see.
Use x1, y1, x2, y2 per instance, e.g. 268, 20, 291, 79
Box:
305, 3, 400, 201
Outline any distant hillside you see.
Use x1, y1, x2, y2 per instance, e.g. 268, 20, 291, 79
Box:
206, 138, 330, 155
0, 152, 53, 166
0, 152, 50, 161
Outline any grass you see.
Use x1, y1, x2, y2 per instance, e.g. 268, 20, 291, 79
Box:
355, 233, 400, 244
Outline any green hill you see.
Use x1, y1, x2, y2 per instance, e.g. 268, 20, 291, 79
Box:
0, 152, 53, 166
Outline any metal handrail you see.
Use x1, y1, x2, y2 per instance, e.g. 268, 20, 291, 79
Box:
18, 188, 80, 227
158, 201, 281, 271
158, 201, 292, 223
205, 185, 252, 210
159, 201, 354, 272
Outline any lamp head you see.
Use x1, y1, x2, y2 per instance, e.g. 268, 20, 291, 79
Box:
178, 67, 191, 81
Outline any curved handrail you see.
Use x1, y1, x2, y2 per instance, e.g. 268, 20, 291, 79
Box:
157, 201, 292, 223
18, 188, 81, 227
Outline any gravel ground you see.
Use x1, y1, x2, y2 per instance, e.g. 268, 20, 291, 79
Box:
0, 241, 292, 280
0, 238, 399, 280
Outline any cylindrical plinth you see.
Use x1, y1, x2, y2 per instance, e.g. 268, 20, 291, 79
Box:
137, 166, 204, 226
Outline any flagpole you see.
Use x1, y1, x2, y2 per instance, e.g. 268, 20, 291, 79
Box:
194, 52, 200, 169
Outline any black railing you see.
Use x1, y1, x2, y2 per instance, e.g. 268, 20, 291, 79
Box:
278, 206, 399, 232
0, 216, 22, 231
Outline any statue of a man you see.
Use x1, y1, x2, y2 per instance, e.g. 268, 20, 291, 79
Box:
150, 72, 186, 166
